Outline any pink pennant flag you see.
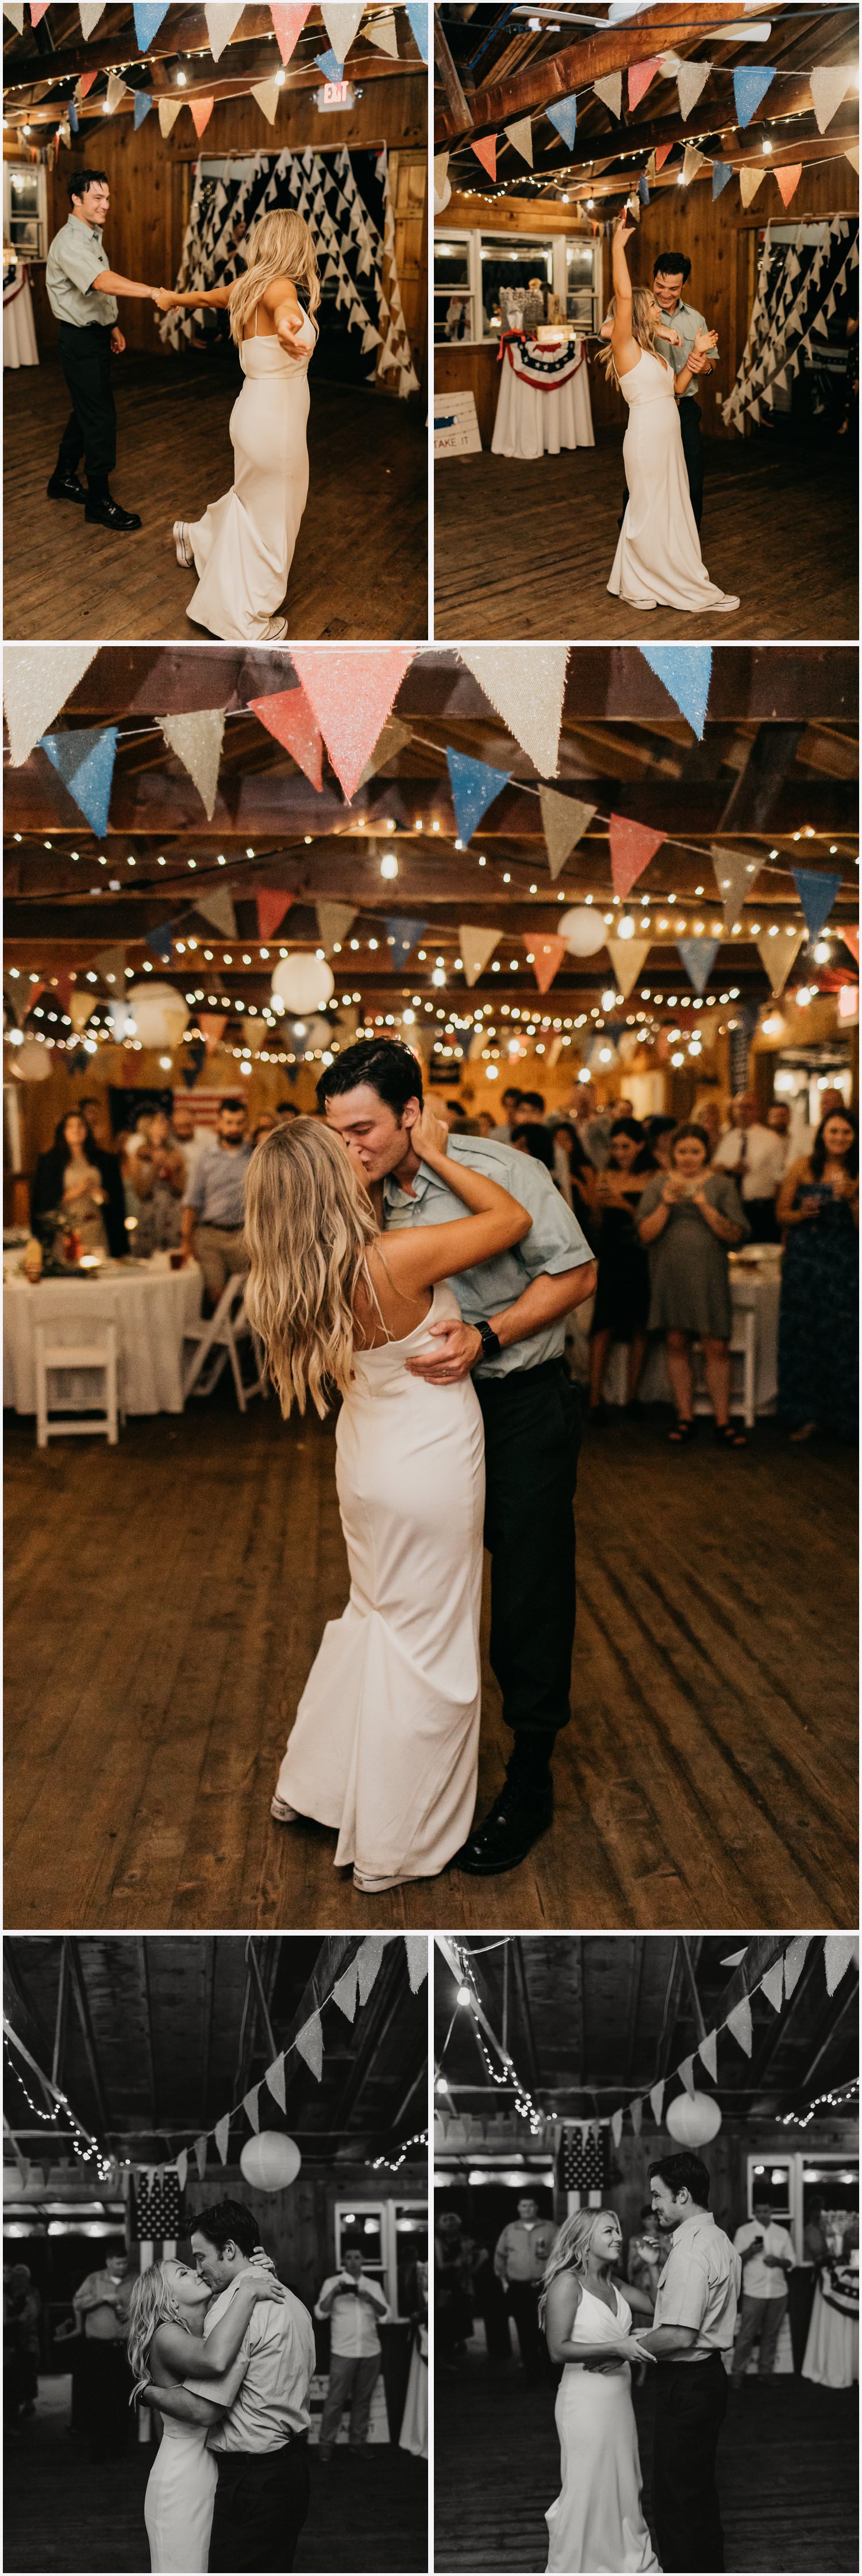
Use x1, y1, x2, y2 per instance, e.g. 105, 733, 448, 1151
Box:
530, 934, 567, 994
654, 141, 674, 171
608, 814, 665, 901
270, 2, 311, 65
193, 2135, 209, 2180
214, 2114, 231, 2164
191, 95, 215, 137
471, 133, 498, 180
295, 2011, 324, 2080
628, 57, 661, 111
840, 926, 860, 966
725, 1996, 753, 2056
265, 2055, 287, 2113
290, 648, 415, 802
776, 163, 803, 208
248, 686, 324, 791
198, 1013, 226, 1053
357, 1934, 386, 2005
78, 69, 98, 99
243, 2085, 261, 2133
256, 890, 293, 941
30, 2, 51, 21
649, 2080, 665, 2126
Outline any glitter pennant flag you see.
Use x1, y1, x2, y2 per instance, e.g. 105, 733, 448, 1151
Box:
385, 915, 425, 968
133, 91, 152, 128
357, 1934, 385, 2005
677, 2056, 696, 2098
295, 2012, 324, 2080
205, 4, 245, 60
755, 928, 805, 997
405, 3, 428, 61
760, 1957, 784, 2011
214, 2114, 231, 2163
776, 163, 803, 208
40, 724, 118, 838
290, 647, 415, 801
640, 645, 712, 738
4, 643, 97, 766
725, 1996, 753, 2056
316, 901, 356, 952
593, 71, 622, 119
739, 165, 765, 209
605, 937, 651, 1001
405, 1936, 428, 1991
547, 95, 577, 152
530, 935, 567, 995
504, 115, 533, 168
133, 1, 170, 43
711, 843, 762, 934
265, 2054, 287, 2112
783, 1934, 811, 1997
791, 867, 841, 944
538, 789, 597, 882
649, 2081, 665, 2126
712, 161, 733, 199
733, 65, 775, 130
460, 925, 501, 987
252, 79, 281, 123
160, 710, 226, 820
608, 814, 665, 901
676, 937, 720, 995
471, 134, 498, 181
243, 2086, 261, 2133
248, 686, 324, 792
628, 56, 661, 111
447, 749, 510, 845
193, 2136, 209, 2180
630, 2098, 643, 2137
332, 1959, 359, 2021
809, 65, 855, 135
823, 1934, 859, 1996
678, 59, 711, 121
698, 2030, 718, 2083
459, 644, 568, 777
191, 96, 216, 138
320, 2, 364, 56
159, 98, 183, 136
256, 890, 294, 941
270, 2, 311, 67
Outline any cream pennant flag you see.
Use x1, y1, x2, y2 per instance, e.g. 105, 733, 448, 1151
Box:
371, 11, 399, 57
251, 79, 282, 123
698, 2030, 718, 2084
193, 2135, 209, 2180
593, 71, 622, 119
295, 2011, 324, 2080
630, 2098, 643, 2136
79, 0, 106, 29
605, 937, 651, 1001
756, 927, 805, 996
460, 925, 501, 988
682, 142, 707, 186
809, 65, 855, 134
357, 1934, 386, 2005
159, 97, 183, 137
214, 2114, 231, 2163
783, 1934, 811, 1997
823, 1933, 859, 1995
845, 146, 860, 176
316, 901, 356, 952
160, 710, 225, 820
4, 643, 98, 767
332, 1959, 359, 2021
405, 1936, 429, 1991
205, 3, 245, 59
321, 1, 364, 57
106, 71, 129, 111
3, 3, 24, 28
760, 1957, 784, 2011
504, 115, 533, 168
265, 2055, 287, 2113
725, 1996, 753, 2056
93, 945, 127, 986
243, 2085, 261, 2133
678, 2056, 696, 2097
610, 2108, 624, 2148
739, 165, 765, 209
649, 2081, 665, 2125
711, 843, 762, 934
538, 788, 597, 882
459, 644, 568, 777
195, 890, 237, 939
175, 2149, 188, 2192
677, 59, 711, 121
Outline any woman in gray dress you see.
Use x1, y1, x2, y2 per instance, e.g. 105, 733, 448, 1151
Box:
637, 1122, 748, 1446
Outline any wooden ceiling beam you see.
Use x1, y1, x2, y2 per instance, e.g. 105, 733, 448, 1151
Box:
435, 2, 775, 145
6, 5, 311, 89
13, 52, 417, 125
483, 77, 842, 178
559, 123, 857, 199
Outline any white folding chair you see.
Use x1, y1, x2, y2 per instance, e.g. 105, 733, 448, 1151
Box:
691, 1309, 757, 1429
181, 1272, 268, 1414
32, 1289, 120, 1449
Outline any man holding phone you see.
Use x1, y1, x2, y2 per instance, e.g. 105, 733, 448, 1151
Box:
730, 2198, 795, 2385
315, 2242, 390, 2458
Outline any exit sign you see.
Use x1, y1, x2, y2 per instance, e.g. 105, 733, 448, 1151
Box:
316, 79, 355, 109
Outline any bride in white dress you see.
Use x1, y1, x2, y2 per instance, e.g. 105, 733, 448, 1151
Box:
601, 211, 738, 617
155, 210, 318, 642
543, 2210, 661, 2575
243, 1106, 532, 1894
127, 2258, 277, 2572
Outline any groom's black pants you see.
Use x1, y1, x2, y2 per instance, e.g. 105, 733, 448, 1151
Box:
475, 1360, 581, 1774
621, 394, 705, 530
55, 320, 117, 484
208, 2439, 310, 2573
652, 2354, 729, 2571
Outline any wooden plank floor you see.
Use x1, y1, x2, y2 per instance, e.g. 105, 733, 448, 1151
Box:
433, 430, 857, 640
3, 352, 428, 642
434, 2353, 859, 2574
3, 2382, 426, 2573
5, 1391, 856, 1933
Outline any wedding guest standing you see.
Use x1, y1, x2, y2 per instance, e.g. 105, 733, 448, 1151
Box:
776, 1108, 859, 1441
713, 1093, 786, 1242
628, 2207, 664, 2307
65, 2249, 135, 2459
730, 2197, 795, 2386
494, 2195, 555, 2383
45, 170, 161, 529
638, 2153, 740, 2575
180, 1097, 253, 1306
637, 1124, 748, 1446
132, 1107, 187, 1254
587, 1117, 655, 1420
314, 2241, 389, 2459
32, 1109, 127, 1259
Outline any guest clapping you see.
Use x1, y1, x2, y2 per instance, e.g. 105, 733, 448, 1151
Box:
587, 1118, 655, 1420
32, 1110, 127, 1260
132, 1108, 187, 1253
776, 1108, 859, 1442
713, 1092, 786, 1242
637, 1123, 748, 1446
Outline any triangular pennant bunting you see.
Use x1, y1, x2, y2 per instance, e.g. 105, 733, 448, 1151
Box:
538, 789, 597, 882
270, 2, 311, 66
783, 1935, 811, 1997
640, 645, 712, 738
725, 1996, 753, 2056
649, 2081, 665, 2126
630, 2098, 643, 2137
159, 97, 183, 136
205, 3, 245, 59
385, 915, 424, 968
198, 1015, 227, 1053
547, 95, 577, 151
332, 1960, 359, 2021
317, 901, 355, 952
40, 725, 118, 838
175, 2148, 188, 2192
243, 2085, 261, 2133
791, 868, 841, 944
678, 59, 711, 120
214, 2114, 231, 2163
698, 2030, 718, 2083
593, 71, 622, 119
760, 1958, 784, 2011
606, 937, 651, 1000
459, 644, 568, 777
160, 710, 225, 820
147, 921, 175, 964
608, 814, 664, 901
290, 647, 415, 801
195, 890, 237, 939
610, 2108, 624, 2148
256, 891, 293, 941
682, 142, 707, 186
471, 134, 498, 181
356, 1934, 385, 2005
133, 91, 152, 128
251, 79, 282, 123
712, 161, 733, 199
191, 96, 216, 138
677, 937, 720, 995
628, 56, 661, 111
193, 2135, 209, 2179
809, 65, 855, 136
321, 1, 364, 54
739, 166, 765, 210
4, 643, 98, 766
265, 2055, 287, 2113
733, 66, 775, 129
504, 115, 533, 168
359, 716, 413, 786
295, 2012, 324, 2080
711, 843, 762, 934
248, 686, 324, 792
405, 3, 428, 61
776, 164, 803, 208
823, 1933, 859, 1996
447, 748, 510, 844
756, 928, 806, 996
530, 936, 567, 995
405, 1937, 428, 1991
459, 925, 501, 987
678, 2055, 696, 2098
133, 0, 169, 40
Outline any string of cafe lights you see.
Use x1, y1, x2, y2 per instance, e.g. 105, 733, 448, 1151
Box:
4, 4, 411, 129
778, 2077, 859, 2130
436, 1944, 545, 2136
368, 2126, 429, 2173
3, 2030, 116, 2183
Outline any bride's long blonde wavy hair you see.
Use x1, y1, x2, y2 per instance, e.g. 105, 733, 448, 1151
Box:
595, 289, 663, 392
126, 2262, 184, 2400
244, 1118, 379, 1419
538, 2208, 621, 2326
228, 210, 321, 346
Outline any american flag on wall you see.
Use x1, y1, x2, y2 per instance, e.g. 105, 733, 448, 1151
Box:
130, 2169, 186, 2243
557, 2123, 609, 2209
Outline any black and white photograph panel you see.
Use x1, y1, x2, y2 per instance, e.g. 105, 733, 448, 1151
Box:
433, 1932, 859, 2576
3, 1932, 429, 2575
3, 2, 429, 643
433, 3, 859, 641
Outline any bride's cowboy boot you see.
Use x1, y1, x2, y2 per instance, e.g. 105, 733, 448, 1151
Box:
453, 1766, 554, 1875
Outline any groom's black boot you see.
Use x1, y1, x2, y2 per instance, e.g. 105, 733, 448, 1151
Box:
47, 464, 87, 505
84, 473, 141, 531
452, 1758, 553, 1875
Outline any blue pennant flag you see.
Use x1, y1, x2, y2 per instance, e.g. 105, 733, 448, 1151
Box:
405, 3, 429, 62
640, 646, 713, 740
386, 915, 426, 969
792, 868, 842, 945
733, 66, 775, 130
547, 94, 578, 152
133, 90, 152, 129
445, 747, 511, 844
315, 48, 344, 78
133, 1, 170, 46
39, 725, 119, 839
638, 171, 650, 206
147, 920, 175, 964
677, 938, 721, 995
69, 99, 79, 133
712, 161, 733, 200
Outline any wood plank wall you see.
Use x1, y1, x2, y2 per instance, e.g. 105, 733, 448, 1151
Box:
7, 67, 427, 373
439, 155, 857, 441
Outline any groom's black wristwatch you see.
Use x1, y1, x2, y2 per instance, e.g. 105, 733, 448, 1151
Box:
474, 1319, 502, 1364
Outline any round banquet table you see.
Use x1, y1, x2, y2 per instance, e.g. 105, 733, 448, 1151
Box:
802, 2269, 859, 2389
491, 334, 594, 459
600, 1256, 781, 1414
3, 264, 39, 368
3, 1256, 203, 1416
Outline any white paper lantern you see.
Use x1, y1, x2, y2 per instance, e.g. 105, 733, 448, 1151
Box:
665, 2090, 722, 2146
12, 1038, 52, 1082
271, 955, 334, 1015
239, 2131, 302, 2192
560, 906, 606, 958
126, 983, 190, 1051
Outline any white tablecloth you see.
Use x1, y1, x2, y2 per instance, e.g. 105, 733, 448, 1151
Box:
601, 1261, 781, 1414
802, 2278, 859, 2389
3, 1258, 203, 1415
492, 337, 594, 459
3, 268, 39, 368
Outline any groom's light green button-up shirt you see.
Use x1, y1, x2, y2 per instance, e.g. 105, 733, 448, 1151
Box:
382, 1134, 593, 1379
661, 296, 710, 399
45, 216, 118, 327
